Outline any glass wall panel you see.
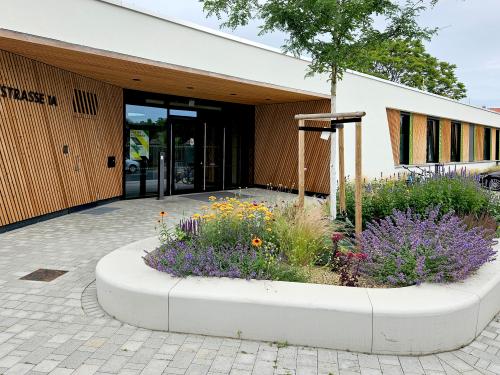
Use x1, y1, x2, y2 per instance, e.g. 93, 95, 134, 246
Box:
124, 105, 167, 198
426, 118, 440, 163
450, 122, 461, 162
123, 90, 253, 198
484, 128, 491, 160
399, 113, 411, 165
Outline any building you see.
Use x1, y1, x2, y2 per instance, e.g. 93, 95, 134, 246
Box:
1, 0, 500, 230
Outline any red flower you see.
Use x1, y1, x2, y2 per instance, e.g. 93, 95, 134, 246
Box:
331, 232, 344, 243
347, 252, 354, 259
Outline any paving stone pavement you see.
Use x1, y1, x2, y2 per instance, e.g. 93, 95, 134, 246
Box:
0, 188, 499, 375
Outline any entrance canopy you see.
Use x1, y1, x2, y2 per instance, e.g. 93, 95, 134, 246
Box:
0, 30, 326, 106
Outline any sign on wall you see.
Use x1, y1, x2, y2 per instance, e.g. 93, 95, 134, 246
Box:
130, 129, 149, 160
0, 84, 57, 106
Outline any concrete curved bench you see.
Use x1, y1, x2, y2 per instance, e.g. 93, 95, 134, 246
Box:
96, 237, 500, 355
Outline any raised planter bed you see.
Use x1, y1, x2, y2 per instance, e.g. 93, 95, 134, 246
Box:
96, 237, 500, 355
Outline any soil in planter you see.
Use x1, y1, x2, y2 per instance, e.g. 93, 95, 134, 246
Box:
303, 266, 388, 288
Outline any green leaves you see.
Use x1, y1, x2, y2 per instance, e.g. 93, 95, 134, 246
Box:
355, 38, 467, 100
199, 0, 443, 85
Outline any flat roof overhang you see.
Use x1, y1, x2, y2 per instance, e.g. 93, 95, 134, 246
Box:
0, 29, 329, 105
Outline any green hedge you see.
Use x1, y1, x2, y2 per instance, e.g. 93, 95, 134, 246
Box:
344, 176, 496, 227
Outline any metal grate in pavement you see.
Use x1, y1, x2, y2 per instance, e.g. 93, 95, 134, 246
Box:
20, 269, 67, 282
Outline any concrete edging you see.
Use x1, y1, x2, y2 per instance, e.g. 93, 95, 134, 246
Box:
96, 237, 500, 355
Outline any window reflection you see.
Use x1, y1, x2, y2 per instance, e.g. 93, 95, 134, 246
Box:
126, 104, 167, 126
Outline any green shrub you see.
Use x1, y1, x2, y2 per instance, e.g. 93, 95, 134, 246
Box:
344, 175, 496, 227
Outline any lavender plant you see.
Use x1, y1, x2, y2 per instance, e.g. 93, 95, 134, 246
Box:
144, 238, 305, 282
359, 207, 497, 286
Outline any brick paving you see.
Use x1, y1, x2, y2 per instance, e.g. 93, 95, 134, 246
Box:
0, 188, 499, 375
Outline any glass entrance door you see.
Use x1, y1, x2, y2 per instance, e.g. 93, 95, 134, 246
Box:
172, 120, 201, 193
171, 120, 224, 194
204, 123, 223, 191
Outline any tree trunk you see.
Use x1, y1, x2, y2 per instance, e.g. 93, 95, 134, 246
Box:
330, 75, 337, 220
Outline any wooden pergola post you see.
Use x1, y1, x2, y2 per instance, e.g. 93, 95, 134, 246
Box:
298, 119, 305, 208
355, 121, 362, 235
338, 127, 346, 213
295, 111, 365, 235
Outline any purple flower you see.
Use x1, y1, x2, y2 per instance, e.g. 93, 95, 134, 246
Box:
359, 207, 497, 286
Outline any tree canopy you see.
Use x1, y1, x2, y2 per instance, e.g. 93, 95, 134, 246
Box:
200, 0, 466, 100
356, 38, 467, 100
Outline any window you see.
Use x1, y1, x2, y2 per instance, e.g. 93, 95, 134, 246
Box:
450, 122, 461, 162
125, 104, 167, 126
484, 128, 491, 160
426, 118, 440, 163
169, 109, 197, 118
399, 113, 411, 165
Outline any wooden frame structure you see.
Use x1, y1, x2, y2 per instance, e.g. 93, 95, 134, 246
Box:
295, 111, 366, 235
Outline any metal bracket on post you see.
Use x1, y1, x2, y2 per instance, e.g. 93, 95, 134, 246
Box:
158, 152, 165, 200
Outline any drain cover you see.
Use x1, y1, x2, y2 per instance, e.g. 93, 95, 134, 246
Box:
20, 269, 68, 282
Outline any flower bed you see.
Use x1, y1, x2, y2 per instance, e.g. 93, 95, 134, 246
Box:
145, 173, 498, 287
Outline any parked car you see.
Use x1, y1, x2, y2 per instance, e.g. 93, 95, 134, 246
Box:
125, 159, 140, 173
479, 170, 500, 191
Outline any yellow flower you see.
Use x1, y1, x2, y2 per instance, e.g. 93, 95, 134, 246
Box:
251, 237, 263, 247
159, 211, 168, 217
192, 213, 201, 219
208, 196, 217, 201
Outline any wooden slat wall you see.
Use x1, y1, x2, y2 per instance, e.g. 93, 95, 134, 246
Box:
412, 114, 427, 165
254, 100, 330, 194
492, 129, 497, 160
462, 123, 470, 162
386, 109, 400, 165
0, 49, 122, 227
475, 126, 484, 161
440, 119, 451, 163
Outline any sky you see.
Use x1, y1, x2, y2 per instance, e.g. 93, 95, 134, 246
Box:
125, 0, 500, 108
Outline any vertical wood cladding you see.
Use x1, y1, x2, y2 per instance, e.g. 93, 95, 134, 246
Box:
386, 109, 499, 165
492, 130, 497, 160
475, 126, 484, 161
0, 50, 123, 227
255, 100, 330, 194
386, 108, 400, 165
440, 119, 451, 163
412, 114, 427, 165
462, 123, 470, 162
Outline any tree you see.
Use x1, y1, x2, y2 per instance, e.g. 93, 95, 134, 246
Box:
356, 38, 466, 100
200, 0, 438, 219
